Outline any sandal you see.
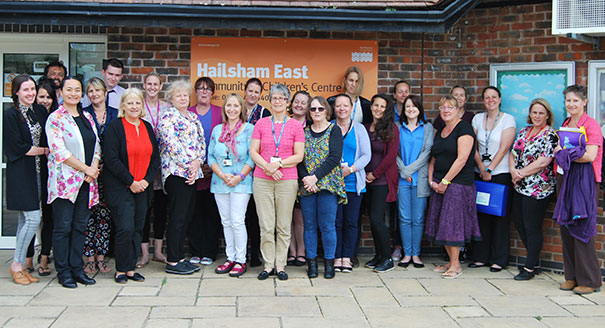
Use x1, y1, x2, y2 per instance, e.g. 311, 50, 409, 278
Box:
433, 264, 450, 273
97, 260, 112, 273
84, 261, 97, 274
136, 258, 149, 268
442, 269, 463, 279
294, 256, 306, 266
341, 259, 353, 273
38, 266, 51, 276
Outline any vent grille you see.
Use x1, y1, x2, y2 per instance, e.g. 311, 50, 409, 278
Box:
553, 0, 605, 34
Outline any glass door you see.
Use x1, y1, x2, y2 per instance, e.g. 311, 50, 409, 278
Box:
0, 33, 106, 248
588, 60, 605, 135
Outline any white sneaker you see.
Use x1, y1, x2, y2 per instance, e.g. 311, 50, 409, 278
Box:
200, 257, 213, 265
189, 256, 201, 264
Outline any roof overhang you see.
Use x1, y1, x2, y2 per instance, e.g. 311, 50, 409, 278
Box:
0, 0, 479, 33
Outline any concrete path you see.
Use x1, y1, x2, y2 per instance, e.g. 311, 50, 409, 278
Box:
1, 250, 604, 327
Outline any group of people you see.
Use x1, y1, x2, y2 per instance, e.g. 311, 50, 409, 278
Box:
5, 61, 602, 295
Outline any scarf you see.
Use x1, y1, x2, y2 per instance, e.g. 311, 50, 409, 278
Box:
218, 120, 242, 159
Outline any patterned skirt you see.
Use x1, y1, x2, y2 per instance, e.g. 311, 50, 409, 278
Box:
424, 181, 481, 247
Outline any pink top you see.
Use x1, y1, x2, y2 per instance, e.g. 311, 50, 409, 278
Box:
252, 116, 304, 181
563, 113, 603, 183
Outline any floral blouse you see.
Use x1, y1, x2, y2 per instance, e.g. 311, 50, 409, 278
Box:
510, 125, 557, 199
157, 107, 206, 185
207, 123, 255, 194
46, 105, 101, 208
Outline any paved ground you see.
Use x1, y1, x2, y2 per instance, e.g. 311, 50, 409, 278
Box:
1, 250, 604, 328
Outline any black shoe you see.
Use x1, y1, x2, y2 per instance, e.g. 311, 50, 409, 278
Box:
166, 262, 195, 275
183, 260, 201, 272
74, 274, 96, 285
127, 272, 145, 282
114, 273, 128, 284
374, 258, 395, 273
490, 266, 503, 272
294, 256, 306, 266
287, 256, 296, 266
364, 257, 380, 269
398, 260, 411, 268
250, 255, 262, 268
351, 256, 359, 268
276, 270, 288, 281
324, 259, 335, 279
412, 261, 425, 268
514, 269, 535, 281
257, 269, 273, 280
307, 258, 318, 278
468, 262, 486, 268
458, 250, 467, 263
59, 276, 77, 289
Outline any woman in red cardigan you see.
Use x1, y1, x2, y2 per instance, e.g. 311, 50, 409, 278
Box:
364, 94, 400, 273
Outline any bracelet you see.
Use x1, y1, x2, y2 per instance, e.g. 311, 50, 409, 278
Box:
238, 173, 246, 181
278, 160, 284, 168
485, 167, 493, 174
441, 178, 451, 185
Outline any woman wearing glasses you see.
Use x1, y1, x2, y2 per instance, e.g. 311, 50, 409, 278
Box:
250, 83, 304, 281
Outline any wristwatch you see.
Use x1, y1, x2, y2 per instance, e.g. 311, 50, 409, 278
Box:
486, 167, 493, 174
279, 160, 284, 168
238, 173, 246, 181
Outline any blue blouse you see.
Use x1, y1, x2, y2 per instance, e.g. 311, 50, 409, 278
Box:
207, 123, 255, 194
342, 126, 362, 193
399, 121, 425, 186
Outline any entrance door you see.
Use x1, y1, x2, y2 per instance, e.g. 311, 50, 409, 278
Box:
0, 33, 106, 248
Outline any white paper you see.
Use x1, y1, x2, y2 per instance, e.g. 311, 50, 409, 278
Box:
476, 192, 491, 206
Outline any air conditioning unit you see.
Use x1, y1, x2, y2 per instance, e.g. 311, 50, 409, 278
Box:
552, 0, 605, 35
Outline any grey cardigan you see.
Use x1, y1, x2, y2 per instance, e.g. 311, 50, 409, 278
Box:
345, 121, 371, 195
396, 121, 434, 198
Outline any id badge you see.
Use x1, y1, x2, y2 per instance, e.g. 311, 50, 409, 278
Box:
341, 161, 349, 167
270, 156, 281, 163
223, 158, 233, 167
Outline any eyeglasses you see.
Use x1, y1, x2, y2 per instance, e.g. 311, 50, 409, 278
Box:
196, 87, 212, 92
271, 96, 287, 102
309, 107, 325, 112
439, 106, 456, 111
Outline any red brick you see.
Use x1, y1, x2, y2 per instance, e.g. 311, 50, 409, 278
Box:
489, 24, 510, 32
131, 67, 154, 75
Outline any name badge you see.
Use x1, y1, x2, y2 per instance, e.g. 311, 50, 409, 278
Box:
270, 156, 281, 163
223, 158, 233, 167
341, 161, 349, 167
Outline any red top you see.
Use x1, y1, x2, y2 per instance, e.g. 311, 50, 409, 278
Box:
123, 118, 153, 182
562, 113, 603, 183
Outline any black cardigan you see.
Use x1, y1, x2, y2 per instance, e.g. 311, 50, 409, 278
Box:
327, 95, 372, 125
3, 104, 48, 211
102, 118, 160, 206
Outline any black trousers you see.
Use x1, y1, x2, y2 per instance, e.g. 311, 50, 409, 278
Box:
472, 173, 511, 267
142, 189, 168, 242
109, 190, 150, 272
512, 191, 551, 270
389, 202, 401, 247
27, 202, 53, 258
52, 184, 90, 279
165, 176, 197, 263
245, 195, 261, 260
188, 189, 221, 259
366, 184, 391, 261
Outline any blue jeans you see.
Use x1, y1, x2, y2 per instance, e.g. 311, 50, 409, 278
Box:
300, 191, 338, 260
335, 192, 362, 258
398, 185, 427, 257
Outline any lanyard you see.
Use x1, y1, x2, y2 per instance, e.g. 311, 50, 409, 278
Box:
271, 116, 288, 156
483, 111, 501, 155
351, 97, 360, 122
145, 100, 160, 130
247, 104, 259, 123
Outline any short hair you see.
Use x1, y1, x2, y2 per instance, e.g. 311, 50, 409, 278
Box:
333, 93, 353, 106
482, 86, 501, 99
103, 58, 124, 70
144, 72, 162, 84
86, 77, 107, 94
118, 88, 145, 118
439, 95, 458, 108
244, 78, 263, 92
11, 74, 36, 107
166, 79, 191, 102
342, 66, 364, 97
269, 83, 290, 102
449, 85, 468, 99
401, 94, 427, 125
194, 76, 215, 94
526, 98, 553, 126
393, 80, 410, 93
308, 96, 332, 121
563, 84, 587, 100
287, 90, 311, 116
43, 61, 67, 78
222, 93, 247, 123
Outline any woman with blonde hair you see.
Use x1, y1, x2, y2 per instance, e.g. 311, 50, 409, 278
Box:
328, 66, 372, 124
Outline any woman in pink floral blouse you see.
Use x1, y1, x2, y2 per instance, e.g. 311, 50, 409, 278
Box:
157, 79, 206, 275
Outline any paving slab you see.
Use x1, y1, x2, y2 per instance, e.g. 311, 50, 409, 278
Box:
396, 295, 478, 307
541, 317, 605, 327
159, 278, 200, 296
487, 278, 571, 296
0, 305, 65, 320
474, 295, 571, 317
52, 306, 149, 328
192, 317, 281, 328
583, 291, 605, 305
444, 306, 491, 318
417, 278, 503, 296
0, 277, 50, 295
455, 317, 546, 327
282, 317, 371, 328
199, 277, 275, 296
150, 305, 235, 318
195, 296, 237, 306
30, 286, 120, 306
112, 295, 196, 306
563, 304, 605, 316
310, 273, 384, 287
548, 295, 595, 306
351, 286, 400, 308
144, 319, 191, 328
3, 318, 54, 328
364, 306, 457, 327
382, 278, 429, 296
317, 296, 365, 318
238, 296, 321, 317
118, 286, 160, 296
276, 284, 354, 297
0, 295, 32, 305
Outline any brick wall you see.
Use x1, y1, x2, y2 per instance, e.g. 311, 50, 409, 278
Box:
4, 2, 605, 272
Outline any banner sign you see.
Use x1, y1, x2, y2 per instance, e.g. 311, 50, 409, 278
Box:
190, 37, 378, 108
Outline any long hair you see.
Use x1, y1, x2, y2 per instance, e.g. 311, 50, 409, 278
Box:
371, 94, 394, 142
36, 77, 58, 113
11, 74, 36, 108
